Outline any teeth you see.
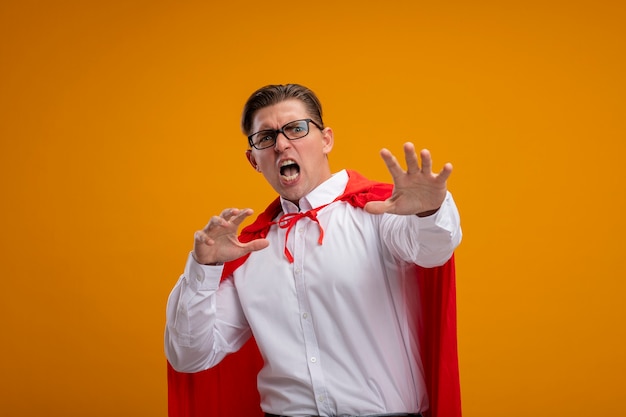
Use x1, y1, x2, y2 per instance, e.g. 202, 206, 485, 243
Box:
279, 159, 299, 181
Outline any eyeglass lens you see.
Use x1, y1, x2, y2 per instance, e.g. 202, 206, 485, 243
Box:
250, 119, 311, 149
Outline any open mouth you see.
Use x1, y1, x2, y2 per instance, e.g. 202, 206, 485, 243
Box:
280, 159, 300, 182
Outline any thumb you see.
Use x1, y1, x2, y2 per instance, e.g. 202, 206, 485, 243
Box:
243, 238, 270, 253
363, 200, 390, 215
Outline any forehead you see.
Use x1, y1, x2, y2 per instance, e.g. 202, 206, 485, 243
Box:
252, 99, 309, 131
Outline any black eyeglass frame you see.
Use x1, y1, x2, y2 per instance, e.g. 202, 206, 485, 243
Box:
247, 118, 323, 150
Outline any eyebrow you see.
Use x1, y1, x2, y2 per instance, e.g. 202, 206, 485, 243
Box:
254, 116, 308, 132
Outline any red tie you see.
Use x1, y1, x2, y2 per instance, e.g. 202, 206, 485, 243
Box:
274, 203, 330, 263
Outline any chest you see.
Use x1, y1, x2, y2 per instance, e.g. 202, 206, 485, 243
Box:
234, 204, 392, 312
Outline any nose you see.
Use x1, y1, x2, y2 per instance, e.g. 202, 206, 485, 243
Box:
273, 131, 291, 152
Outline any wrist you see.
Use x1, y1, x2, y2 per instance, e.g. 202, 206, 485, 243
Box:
191, 251, 223, 266
416, 208, 439, 217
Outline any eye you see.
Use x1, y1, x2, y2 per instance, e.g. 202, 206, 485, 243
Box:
250, 131, 276, 148
254, 131, 275, 144
284, 121, 308, 136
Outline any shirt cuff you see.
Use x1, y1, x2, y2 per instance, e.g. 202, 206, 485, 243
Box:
184, 252, 224, 292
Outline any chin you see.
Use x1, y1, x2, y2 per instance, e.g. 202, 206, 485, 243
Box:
279, 187, 307, 205
281, 193, 303, 205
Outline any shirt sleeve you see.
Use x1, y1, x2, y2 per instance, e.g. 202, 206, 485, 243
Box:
164, 252, 252, 372
379, 191, 462, 267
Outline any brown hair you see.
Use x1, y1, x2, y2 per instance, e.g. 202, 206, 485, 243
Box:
241, 84, 324, 135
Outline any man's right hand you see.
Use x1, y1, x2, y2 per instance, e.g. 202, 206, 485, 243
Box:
192, 208, 270, 265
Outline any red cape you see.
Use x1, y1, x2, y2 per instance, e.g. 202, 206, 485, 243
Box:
167, 170, 461, 417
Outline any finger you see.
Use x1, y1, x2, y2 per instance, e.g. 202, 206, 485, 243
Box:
194, 230, 214, 246
437, 162, 453, 182
403, 142, 420, 174
419, 149, 433, 174
219, 208, 240, 221
229, 208, 254, 227
203, 215, 228, 232
203, 208, 243, 232
379, 148, 405, 179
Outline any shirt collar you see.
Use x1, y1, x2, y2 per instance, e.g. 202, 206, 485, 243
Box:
280, 169, 349, 214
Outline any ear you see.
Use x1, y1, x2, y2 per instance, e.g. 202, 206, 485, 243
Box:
245, 149, 259, 171
321, 127, 334, 155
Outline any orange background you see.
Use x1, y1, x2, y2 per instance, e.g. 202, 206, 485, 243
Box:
1, 1, 624, 416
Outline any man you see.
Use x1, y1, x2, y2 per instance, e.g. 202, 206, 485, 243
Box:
165, 84, 462, 417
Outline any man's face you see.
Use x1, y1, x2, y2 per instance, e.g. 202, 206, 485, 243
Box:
246, 99, 334, 205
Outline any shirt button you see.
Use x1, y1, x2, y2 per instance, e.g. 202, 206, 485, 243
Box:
318, 395, 325, 402
302, 313, 308, 319
310, 357, 317, 363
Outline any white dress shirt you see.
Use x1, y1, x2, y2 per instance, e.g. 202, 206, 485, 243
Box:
165, 169, 462, 417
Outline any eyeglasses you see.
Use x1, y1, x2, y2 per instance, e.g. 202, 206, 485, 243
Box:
248, 119, 322, 150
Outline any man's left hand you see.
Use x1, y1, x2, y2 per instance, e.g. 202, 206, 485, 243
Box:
364, 142, 453, 216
